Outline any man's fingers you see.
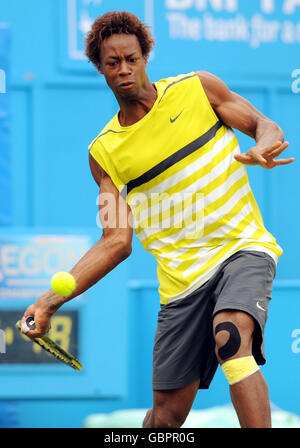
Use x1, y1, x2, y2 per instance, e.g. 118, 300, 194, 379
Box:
20, 310, 35, 334
25, 330, 46, 339
21, 313, 51, 339
234, 153, 267, 166
235, 140, 293, 169
261, 140, 286, 155
273, 157, 295, 166
234, 153, 253, 162
267, 141, 290, 157
256, 155, 268, 165
265, 140, 284, 152
24, 322, 50, 339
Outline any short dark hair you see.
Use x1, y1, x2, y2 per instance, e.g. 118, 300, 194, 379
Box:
85, 11, 155, 68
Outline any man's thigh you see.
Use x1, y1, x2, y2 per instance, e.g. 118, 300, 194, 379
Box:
152, 282, 218, 391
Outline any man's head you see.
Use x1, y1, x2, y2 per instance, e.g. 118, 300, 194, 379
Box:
85, 11, 155, 99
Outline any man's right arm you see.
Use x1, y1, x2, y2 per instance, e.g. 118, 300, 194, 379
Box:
20, 153, 133, 338
65, 153, 133, 296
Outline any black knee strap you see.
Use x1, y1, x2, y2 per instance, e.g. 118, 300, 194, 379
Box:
215, 321, 241, 361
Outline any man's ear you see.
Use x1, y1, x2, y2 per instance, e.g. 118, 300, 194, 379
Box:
143, 55, 148, 67
98, 64, 104, 75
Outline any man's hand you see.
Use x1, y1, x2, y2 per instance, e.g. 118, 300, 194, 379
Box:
20, 296, 56, 339
234, 141, 295, 169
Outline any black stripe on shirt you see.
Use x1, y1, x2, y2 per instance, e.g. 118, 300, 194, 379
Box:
121, 120, 223, 199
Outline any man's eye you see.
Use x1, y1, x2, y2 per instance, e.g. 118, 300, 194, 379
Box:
129, 58, 137, 63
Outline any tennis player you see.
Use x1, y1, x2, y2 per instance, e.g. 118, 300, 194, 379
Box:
21, 11, 294, 428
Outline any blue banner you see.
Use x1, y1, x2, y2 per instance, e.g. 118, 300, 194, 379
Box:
155, 0, 300, 77
0, 24, 11, 226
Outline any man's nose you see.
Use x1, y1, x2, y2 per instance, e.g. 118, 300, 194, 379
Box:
119, 60, 131, 76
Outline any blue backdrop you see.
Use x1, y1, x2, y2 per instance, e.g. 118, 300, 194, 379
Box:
0, 0, 299, 428
0, 25, 12, 226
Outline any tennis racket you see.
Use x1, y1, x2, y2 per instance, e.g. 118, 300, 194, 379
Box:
16, 316, 82, 371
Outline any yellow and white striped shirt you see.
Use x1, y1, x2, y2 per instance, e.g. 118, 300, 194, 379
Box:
89, 72, 282, 304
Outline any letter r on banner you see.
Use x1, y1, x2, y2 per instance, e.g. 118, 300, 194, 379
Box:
0, 330, 5, 354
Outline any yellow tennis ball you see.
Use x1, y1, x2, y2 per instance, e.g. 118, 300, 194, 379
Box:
51, 272, 76, 297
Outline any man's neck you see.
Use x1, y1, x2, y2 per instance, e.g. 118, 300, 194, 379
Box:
117, 81, 157, 127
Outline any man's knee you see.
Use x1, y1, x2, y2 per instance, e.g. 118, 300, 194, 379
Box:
145, 380, 200, 428
151, 405, 187, 428
213, 311, 255, 364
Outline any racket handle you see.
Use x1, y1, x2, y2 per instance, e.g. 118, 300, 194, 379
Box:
21, 315, 36, 333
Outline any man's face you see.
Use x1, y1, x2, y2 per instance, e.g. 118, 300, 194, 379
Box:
98, 33, 148, 100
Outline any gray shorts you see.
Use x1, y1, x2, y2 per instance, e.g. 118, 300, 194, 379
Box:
152, 250, 276, 391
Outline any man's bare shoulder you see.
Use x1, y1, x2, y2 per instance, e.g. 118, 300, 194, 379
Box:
195, 70, 226, 90
195, 70, 213, 79
194, 70, 232, 107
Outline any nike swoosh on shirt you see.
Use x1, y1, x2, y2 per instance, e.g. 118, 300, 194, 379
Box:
256, 301, 266, 312
170, 110, 183, 123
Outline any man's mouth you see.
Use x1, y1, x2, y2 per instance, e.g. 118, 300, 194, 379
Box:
119, 81, 134, 89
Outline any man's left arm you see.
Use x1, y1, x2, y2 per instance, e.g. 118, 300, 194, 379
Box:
197, 71, 295, 169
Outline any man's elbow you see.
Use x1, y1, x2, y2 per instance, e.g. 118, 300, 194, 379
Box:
119, 241, 132, 260
114, 235, 132, 261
